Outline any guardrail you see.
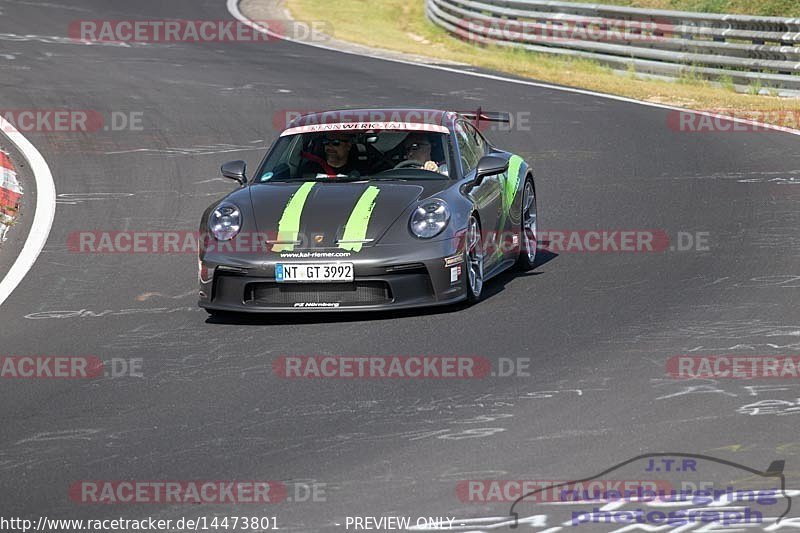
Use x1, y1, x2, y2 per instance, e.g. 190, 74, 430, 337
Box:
426, 0, 800, 92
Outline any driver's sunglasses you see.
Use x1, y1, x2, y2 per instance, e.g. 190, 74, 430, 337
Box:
404, 142, 430, 153
322, 138, 351, 146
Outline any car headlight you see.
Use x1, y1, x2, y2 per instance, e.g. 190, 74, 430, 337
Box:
410, 199, 450, 239
208, 203, 241, 241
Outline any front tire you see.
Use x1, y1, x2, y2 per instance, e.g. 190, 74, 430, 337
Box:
465, 214, 484, 302
516, 177, 538, 271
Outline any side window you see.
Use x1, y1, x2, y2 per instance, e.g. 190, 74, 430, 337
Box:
465, 123, 488, 156
454, 121, 481, 174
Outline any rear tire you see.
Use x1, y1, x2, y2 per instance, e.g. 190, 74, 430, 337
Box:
516, 177, 538, 271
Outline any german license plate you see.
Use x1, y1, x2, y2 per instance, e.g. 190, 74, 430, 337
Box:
275, 263, 354, 283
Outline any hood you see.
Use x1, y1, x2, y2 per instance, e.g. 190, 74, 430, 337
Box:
249, 181, 433, 251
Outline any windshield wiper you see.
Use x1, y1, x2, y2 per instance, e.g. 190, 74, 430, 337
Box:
263, 175, 441, 183
262, 178, 327, 183
369, 176, 441, 181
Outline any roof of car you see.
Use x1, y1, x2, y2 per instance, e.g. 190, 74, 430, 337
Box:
286, 108, 458, 129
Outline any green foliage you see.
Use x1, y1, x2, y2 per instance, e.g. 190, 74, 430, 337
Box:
717, 74, 736, 92
747, 79, 764, 95
562, 0, 800, 17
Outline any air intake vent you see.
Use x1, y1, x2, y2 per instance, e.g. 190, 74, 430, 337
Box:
245, 281, 392, 306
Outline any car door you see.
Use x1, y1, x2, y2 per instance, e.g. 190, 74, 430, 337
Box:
455, 120, 503, 271
469, 124, 518, 261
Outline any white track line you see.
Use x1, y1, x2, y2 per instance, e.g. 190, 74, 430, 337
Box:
0, 117, 56, 307
227, 0, 800, 138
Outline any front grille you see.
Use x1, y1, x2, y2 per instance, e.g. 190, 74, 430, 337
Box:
245, 281, 392, 306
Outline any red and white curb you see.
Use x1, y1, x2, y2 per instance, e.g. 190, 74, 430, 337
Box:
0, 114, 56, 308
0, 151, 23, 243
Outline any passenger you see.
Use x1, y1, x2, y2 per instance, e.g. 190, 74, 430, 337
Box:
401, 132, 442, 172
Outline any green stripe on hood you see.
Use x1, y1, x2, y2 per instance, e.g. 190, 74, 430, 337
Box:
339, 185, 381, 252
272, 182, 316, 252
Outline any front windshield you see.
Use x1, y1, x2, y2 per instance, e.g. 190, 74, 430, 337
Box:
256, 127, 452, 182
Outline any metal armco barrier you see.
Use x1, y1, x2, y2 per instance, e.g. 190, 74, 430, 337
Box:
426, 0, 800, 91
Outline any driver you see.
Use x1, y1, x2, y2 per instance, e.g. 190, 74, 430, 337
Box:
301, 132, 359, 177
401, 132, 442, 172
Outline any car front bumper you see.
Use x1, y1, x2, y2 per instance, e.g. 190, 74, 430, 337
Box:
198, 238, 467, 312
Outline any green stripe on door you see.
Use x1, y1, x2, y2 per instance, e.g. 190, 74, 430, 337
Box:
493, 155, 527, 260
272, 182, 316, 252
339, 185, 381, 252
504, 154, 525, 214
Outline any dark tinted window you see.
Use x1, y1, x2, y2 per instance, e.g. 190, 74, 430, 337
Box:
464, 122, 488, 156
454, 121, 481, 174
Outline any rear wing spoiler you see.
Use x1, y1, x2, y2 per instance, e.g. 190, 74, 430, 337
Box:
459, 108, 511, 128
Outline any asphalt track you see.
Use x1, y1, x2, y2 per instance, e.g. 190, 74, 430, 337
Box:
1, 0, 800, 531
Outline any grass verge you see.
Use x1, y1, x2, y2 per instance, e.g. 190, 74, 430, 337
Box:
561, 0, 800, 17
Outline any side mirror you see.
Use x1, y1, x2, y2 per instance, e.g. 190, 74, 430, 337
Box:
473, 155, 509, 187
221, 160, 247, 185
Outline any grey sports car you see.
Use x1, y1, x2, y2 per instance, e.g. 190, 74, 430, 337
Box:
198, 108, 538, 314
